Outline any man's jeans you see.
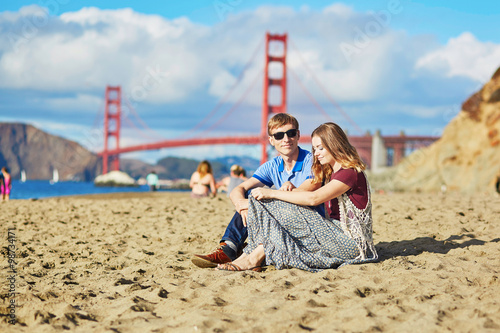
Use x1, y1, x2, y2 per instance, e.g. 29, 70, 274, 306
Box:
220, 212, 247, 251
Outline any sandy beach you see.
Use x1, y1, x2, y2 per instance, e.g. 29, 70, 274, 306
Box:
1, 191, 499, 332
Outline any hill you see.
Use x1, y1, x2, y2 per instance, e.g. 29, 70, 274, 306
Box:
391, 67, 500, 192
0, 123, 101, 181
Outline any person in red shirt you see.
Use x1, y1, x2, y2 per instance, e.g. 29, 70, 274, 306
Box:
217, 122, 377, 272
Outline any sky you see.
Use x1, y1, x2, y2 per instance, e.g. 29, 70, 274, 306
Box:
1, 0, 500, 163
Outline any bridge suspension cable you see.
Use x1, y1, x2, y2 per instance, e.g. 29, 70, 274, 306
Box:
122, 97, 165, 141
287, 65, 335, 123
289, 38, 363, 135
199, 69, 263, 137
121, 115, 161, 141
182, 35, 265, 138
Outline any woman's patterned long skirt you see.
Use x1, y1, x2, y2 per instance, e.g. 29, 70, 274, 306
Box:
244, 196, 361, 272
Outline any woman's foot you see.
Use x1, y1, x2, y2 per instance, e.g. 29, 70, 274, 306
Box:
215, 245, 265, 271
216, 263, 262, 272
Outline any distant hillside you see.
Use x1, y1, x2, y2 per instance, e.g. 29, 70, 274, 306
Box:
120, 158, 167, 179
212, 156, 259, 176
0, 123, 101, 181
121, 156, 260, 180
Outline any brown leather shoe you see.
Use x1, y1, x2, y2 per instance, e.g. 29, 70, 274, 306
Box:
191, 242, 232, 268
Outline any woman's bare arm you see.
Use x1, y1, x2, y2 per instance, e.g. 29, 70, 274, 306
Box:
251, 179, 350, 206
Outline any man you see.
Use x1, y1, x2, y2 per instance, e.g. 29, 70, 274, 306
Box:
191, 113, 318, 268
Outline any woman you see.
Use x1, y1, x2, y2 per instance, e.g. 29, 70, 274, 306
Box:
190, 160, 217, 198
217, 122, 377, 272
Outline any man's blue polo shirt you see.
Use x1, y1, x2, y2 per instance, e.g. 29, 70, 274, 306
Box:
252, 147, 313, 189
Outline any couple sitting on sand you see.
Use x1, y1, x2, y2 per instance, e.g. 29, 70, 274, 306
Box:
191, 113, 378, 272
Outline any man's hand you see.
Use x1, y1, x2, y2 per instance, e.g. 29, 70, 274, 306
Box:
241, 209, 249, 226
234, 198, 249, 226
234, 198, 249, 216
251, 187, 273, 201
294, 179, 321, 192
279, 181, 295, 191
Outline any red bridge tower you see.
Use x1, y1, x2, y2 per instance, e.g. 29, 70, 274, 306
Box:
102, 86, 121, 174
261, 33, 287, 162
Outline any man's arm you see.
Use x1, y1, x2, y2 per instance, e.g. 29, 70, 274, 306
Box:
229, 177, 264, 211
229, 177, 265, 225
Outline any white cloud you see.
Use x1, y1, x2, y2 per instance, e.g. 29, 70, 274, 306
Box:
0, 3, 414, 107
0, 3, 459, 110
0, 6, 214, 103
0, 5, 46, 22
208, 70, 237, 98
323, 3, 354, 16
416, 32, 500, 82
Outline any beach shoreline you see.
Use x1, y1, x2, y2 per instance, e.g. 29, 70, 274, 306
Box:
1, 191, 499, 332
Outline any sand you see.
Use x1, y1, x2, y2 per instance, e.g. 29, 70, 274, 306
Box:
1, 191, 499, 332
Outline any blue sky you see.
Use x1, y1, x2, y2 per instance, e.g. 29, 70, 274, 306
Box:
4, 1, 499, 42
1, 1, 500, 163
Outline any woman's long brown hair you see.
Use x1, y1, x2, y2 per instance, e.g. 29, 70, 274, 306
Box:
311, 122, 366, 184
197, 160, 212, 178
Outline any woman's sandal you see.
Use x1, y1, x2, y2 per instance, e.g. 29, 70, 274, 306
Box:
216, 263, 262, 272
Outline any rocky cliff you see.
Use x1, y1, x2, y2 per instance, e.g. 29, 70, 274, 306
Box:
0, 123, 101, 181
393, 67, 500, 192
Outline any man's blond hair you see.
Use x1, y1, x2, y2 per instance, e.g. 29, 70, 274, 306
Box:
267, 113, 299, 135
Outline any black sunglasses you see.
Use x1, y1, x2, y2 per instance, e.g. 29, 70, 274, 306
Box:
272, 129, 298, 140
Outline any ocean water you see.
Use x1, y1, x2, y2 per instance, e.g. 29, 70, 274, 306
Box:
7, 180, 186, 200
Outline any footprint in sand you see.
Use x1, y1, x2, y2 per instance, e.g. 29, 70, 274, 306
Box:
158, 288, 169, 298
354, 287, 373, 298
130, 296, 156, 312
213, 297, 227, 307
306, 299, 327, 308
114, 278, 134, 286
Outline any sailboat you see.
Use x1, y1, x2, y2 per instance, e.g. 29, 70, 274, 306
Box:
50, 169, 59, 185
21, 170, 26, 183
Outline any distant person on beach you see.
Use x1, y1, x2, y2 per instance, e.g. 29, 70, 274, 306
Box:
146, 171, 159, 191
1, 167, 12, 202
216, 164, 247, 196
496, 175, 500, 194
216, 122, 378, 272
190, 160, 217, 198
192, 113, 320, 268
0, 171, 3, 199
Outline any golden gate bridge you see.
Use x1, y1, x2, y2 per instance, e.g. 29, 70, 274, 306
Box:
98, 33, 438, 174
